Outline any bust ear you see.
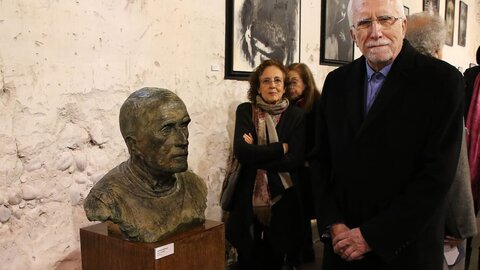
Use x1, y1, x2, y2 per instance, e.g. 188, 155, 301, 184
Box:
125, 136, 139, 156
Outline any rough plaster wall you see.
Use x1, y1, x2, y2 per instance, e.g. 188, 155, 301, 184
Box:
0, 0, 479, 269
0, 1, 247, 269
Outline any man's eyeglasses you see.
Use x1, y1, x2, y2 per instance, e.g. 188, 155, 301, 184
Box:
351, 15, 403, 30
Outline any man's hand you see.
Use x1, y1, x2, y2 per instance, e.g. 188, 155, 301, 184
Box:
330, 223, 350, 239
333, 227, 371, 261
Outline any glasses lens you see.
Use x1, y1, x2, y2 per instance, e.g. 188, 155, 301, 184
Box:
262, 78, 283, 85
378, 16, 394, 25
355, 16, 399, 29
357, 20, 372, 29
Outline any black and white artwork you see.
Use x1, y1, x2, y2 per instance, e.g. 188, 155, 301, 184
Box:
225, 0, 300, 80
458, 1, 467, 47
423, 0, 440, 14
320, 0, 354, 65
445, 0, 455, 46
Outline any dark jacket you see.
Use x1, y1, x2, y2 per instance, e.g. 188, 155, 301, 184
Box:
226, 102, 305, 257
314, 40, 464, 270
294, 95, 322, 218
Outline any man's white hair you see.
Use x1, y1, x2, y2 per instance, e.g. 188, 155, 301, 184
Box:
347, 0, 406, 27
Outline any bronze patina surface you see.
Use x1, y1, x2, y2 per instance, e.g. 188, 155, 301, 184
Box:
84, 87, 207, 242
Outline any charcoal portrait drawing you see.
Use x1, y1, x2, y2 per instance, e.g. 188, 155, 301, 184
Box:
458, 1, 467, 47
321, 0, 354, 65
423, 0, 440, 13
233, 0, 300, 71
445, 0, 455, 46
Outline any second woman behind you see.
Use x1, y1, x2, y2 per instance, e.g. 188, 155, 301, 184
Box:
226, 59, 306, 269
286, 63, 322, 266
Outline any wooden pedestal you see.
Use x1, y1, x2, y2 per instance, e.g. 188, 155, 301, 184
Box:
80, 220, 225, 270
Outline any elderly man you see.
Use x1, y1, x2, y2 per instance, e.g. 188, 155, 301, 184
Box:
406, 12, 477, 270
314, 0, 464, 269
84, 87, 207, 243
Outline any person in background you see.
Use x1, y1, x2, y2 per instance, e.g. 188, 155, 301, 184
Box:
464, 46, 480, 117
464, 46, 480, 270
405, 12, 445, 58
314, 0, 465, 269
226, 59, 305, 269
406, 11, 477, 270
285, 63, 322, 266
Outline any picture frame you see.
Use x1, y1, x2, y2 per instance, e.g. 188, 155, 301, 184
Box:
458, 1, 467, 47
224, 0, 301, 80
320, 0, 354, 66
444, 0, 455, 46
423, 0, 440, 14
403, 6, 410, 16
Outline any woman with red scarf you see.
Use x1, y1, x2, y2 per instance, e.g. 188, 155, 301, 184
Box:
226, 59, 306, 269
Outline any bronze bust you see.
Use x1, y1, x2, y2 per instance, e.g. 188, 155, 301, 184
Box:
84, 87, 207, 242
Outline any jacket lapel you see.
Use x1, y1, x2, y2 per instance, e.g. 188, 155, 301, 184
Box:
345, 58, 366, 137
354, 40, 415, 140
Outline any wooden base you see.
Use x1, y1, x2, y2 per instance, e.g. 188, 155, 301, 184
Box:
80, 220, 225, 270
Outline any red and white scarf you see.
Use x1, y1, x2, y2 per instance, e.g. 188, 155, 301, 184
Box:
252, 95, 292, 226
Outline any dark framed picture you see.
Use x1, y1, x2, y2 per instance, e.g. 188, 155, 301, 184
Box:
225, 0, 301, 80
444, 0, 455, 46
320, 0, 354, 66
423, 0, 440, 13
403, 6, 410, 16
458, 1, 467, 47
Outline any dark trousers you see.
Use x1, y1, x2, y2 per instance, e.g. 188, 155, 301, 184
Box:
285, 166, 316, 266
237, 219, 284, 270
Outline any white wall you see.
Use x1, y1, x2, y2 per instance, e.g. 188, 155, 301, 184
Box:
0, 0, 478, 269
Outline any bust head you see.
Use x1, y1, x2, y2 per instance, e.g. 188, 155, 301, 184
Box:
119, 87, 191, 177
84, 87, 207, 243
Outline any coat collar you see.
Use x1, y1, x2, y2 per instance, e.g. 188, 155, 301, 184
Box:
353, 39, 416, 139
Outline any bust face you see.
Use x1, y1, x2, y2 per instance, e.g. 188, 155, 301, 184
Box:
133, 97, 191, 175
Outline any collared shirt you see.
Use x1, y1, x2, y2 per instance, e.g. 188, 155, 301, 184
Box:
365, 62, 392, 113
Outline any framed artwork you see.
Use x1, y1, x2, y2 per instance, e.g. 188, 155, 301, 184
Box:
423, 0, 440, 13
224, 0, 301, 80
320, 0, 354, 66
403, 6, 410, 16
445, 0, 455, 46
458, 1, 467, 47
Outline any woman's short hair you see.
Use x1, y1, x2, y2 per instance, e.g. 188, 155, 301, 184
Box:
247, 59, 287, 103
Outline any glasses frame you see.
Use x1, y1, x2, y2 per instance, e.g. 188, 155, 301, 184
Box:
350, 16, 403, 30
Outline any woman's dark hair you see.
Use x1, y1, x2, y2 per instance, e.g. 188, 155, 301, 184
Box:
287, 63, 321, 112
247, 59, 287, 103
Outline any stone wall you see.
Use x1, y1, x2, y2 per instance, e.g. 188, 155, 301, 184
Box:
0, 0, 479, 269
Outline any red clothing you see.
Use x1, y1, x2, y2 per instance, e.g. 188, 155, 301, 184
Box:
466, 73, 480, 210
